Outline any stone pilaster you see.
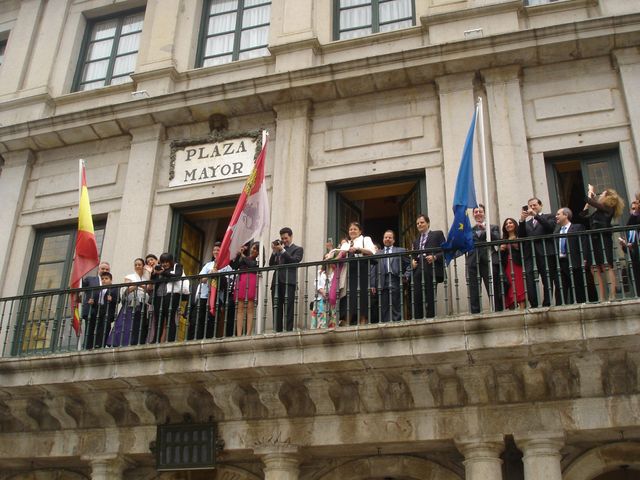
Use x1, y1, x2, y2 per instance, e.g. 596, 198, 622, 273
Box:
131, 0, 181, 95
111, 124, 164, 280
255, 443, 301, 480
0, 150, 34, 295
456, 436, 504, 480
481, 65, 532, 217
0, 0, 45, 96
271, 100, 312, 245
516, 433, 564, 480
82, 454, 129, 480
269, 0, 319, 72
20, 0, 70, 94
613, 48, 640, 179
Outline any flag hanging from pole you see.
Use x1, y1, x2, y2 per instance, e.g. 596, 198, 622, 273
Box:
210, 133, 270, 314
441, 107, 479, 266
70, 160, 100, 336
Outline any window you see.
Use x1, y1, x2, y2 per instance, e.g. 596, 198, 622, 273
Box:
334, 0, 415, 41
73, 9, 144, 92
15, 225, 105, 354
197, 0, 271, 68
545, 149, 628, 225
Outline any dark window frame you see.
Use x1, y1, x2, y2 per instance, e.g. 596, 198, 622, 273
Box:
72, 7, 145, 92
196, 0, 271, 68
333, 0, 416, 41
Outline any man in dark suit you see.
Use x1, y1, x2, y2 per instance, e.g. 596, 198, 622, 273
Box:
370, 230, 410, 322
81, 261, 110, 345
410, 214, 446, 319
553, 207, 589, 305
518, 197, 557, 307
466, 205, 504, 313
86, 271, 120, 349
269, 227, 304, 332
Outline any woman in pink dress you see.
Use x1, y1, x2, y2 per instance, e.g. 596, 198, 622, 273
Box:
500, 218, 526, 309
233, 242, 259, 336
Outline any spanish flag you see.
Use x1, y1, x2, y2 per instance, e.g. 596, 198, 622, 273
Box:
70, 160, 100, 336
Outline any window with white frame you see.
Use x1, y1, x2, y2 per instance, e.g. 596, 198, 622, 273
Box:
73, 9, 144, 92
197, 0, 271, 68
334, 0, 415, 41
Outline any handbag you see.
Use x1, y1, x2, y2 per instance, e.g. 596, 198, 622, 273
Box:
180, 273, 191, 296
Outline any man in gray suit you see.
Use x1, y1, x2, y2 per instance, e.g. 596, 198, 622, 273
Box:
370, 230, 410, 322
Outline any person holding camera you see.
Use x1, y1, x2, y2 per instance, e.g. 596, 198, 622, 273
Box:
269, 227, 304, 332
232, 241, 260, 336
518, 197, 557, 307
151, 252, 184, 343
585, 184, 625, 301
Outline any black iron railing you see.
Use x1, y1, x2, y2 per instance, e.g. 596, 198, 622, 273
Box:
1, 225, 638, 356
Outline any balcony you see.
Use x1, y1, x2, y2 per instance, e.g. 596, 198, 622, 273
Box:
0, 226, 639, 477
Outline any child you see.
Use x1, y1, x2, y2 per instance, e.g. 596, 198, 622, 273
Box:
86, 272, 120, 349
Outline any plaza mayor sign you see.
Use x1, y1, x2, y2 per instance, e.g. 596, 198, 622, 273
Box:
169, 132, 261, 188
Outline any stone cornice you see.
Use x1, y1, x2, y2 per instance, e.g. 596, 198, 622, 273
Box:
420, 0, 523, 26
0, 13, 639, 153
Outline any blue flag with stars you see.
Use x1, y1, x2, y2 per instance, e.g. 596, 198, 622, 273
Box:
441, 108, 478, 266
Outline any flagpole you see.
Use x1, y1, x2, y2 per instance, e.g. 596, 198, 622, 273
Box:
256, 129, 268, 334
77, 160, 83, 351
476, 97, 496, 309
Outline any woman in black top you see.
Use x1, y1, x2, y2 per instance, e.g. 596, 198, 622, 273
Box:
152, 252, 184, 342
585, 185, 624, 301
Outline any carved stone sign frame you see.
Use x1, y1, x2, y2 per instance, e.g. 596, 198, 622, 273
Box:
169, 129, 263, 187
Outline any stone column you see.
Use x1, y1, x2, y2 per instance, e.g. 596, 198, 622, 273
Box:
82, 454, 129, 480
481, 65, 532, 217
0, 150, 34, 295
0, 0, 45, 96
613, 48, 640, 182
111, 124, 164, 280
271, 100, 312, 244
255, 444, 301, 480
516, 434, 564, 480
456, 436, 504, 480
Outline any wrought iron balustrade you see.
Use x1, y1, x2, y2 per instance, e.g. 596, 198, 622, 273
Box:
1, 225, 638, 357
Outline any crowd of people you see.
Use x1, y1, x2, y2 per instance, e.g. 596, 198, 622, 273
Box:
78, 186, 639, 348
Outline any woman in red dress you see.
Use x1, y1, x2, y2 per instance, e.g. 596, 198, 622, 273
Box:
500, 218, 526, 309
233, 242, 259, 336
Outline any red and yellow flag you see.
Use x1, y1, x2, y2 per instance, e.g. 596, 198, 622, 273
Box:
210, 132, 270, 315
70, 160, 100, 336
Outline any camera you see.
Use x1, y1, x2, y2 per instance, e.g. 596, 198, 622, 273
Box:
272, 239, 281, 246
154, 264, 163, 271
522, 205, 529, 212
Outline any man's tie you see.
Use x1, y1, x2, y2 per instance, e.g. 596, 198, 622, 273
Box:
628, 230, 637, 244
532, 218, 538, 228
420, 233, 427, 250
99, 289, 106, 305
385, 247, 391, 273
559, 226, 568, 255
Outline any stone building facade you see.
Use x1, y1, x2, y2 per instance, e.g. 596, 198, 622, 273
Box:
0, 0, 639, 478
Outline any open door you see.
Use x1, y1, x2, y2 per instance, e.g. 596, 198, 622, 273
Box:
546, 149, 627, 226
169, 203, 235, 274
329, 176, 426, 248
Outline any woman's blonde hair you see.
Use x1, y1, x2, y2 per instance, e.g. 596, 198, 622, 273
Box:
602, 188, 625, 218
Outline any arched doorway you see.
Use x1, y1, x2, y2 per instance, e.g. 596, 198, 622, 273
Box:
563, 442, 640, 480
315, 455, 461, 480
